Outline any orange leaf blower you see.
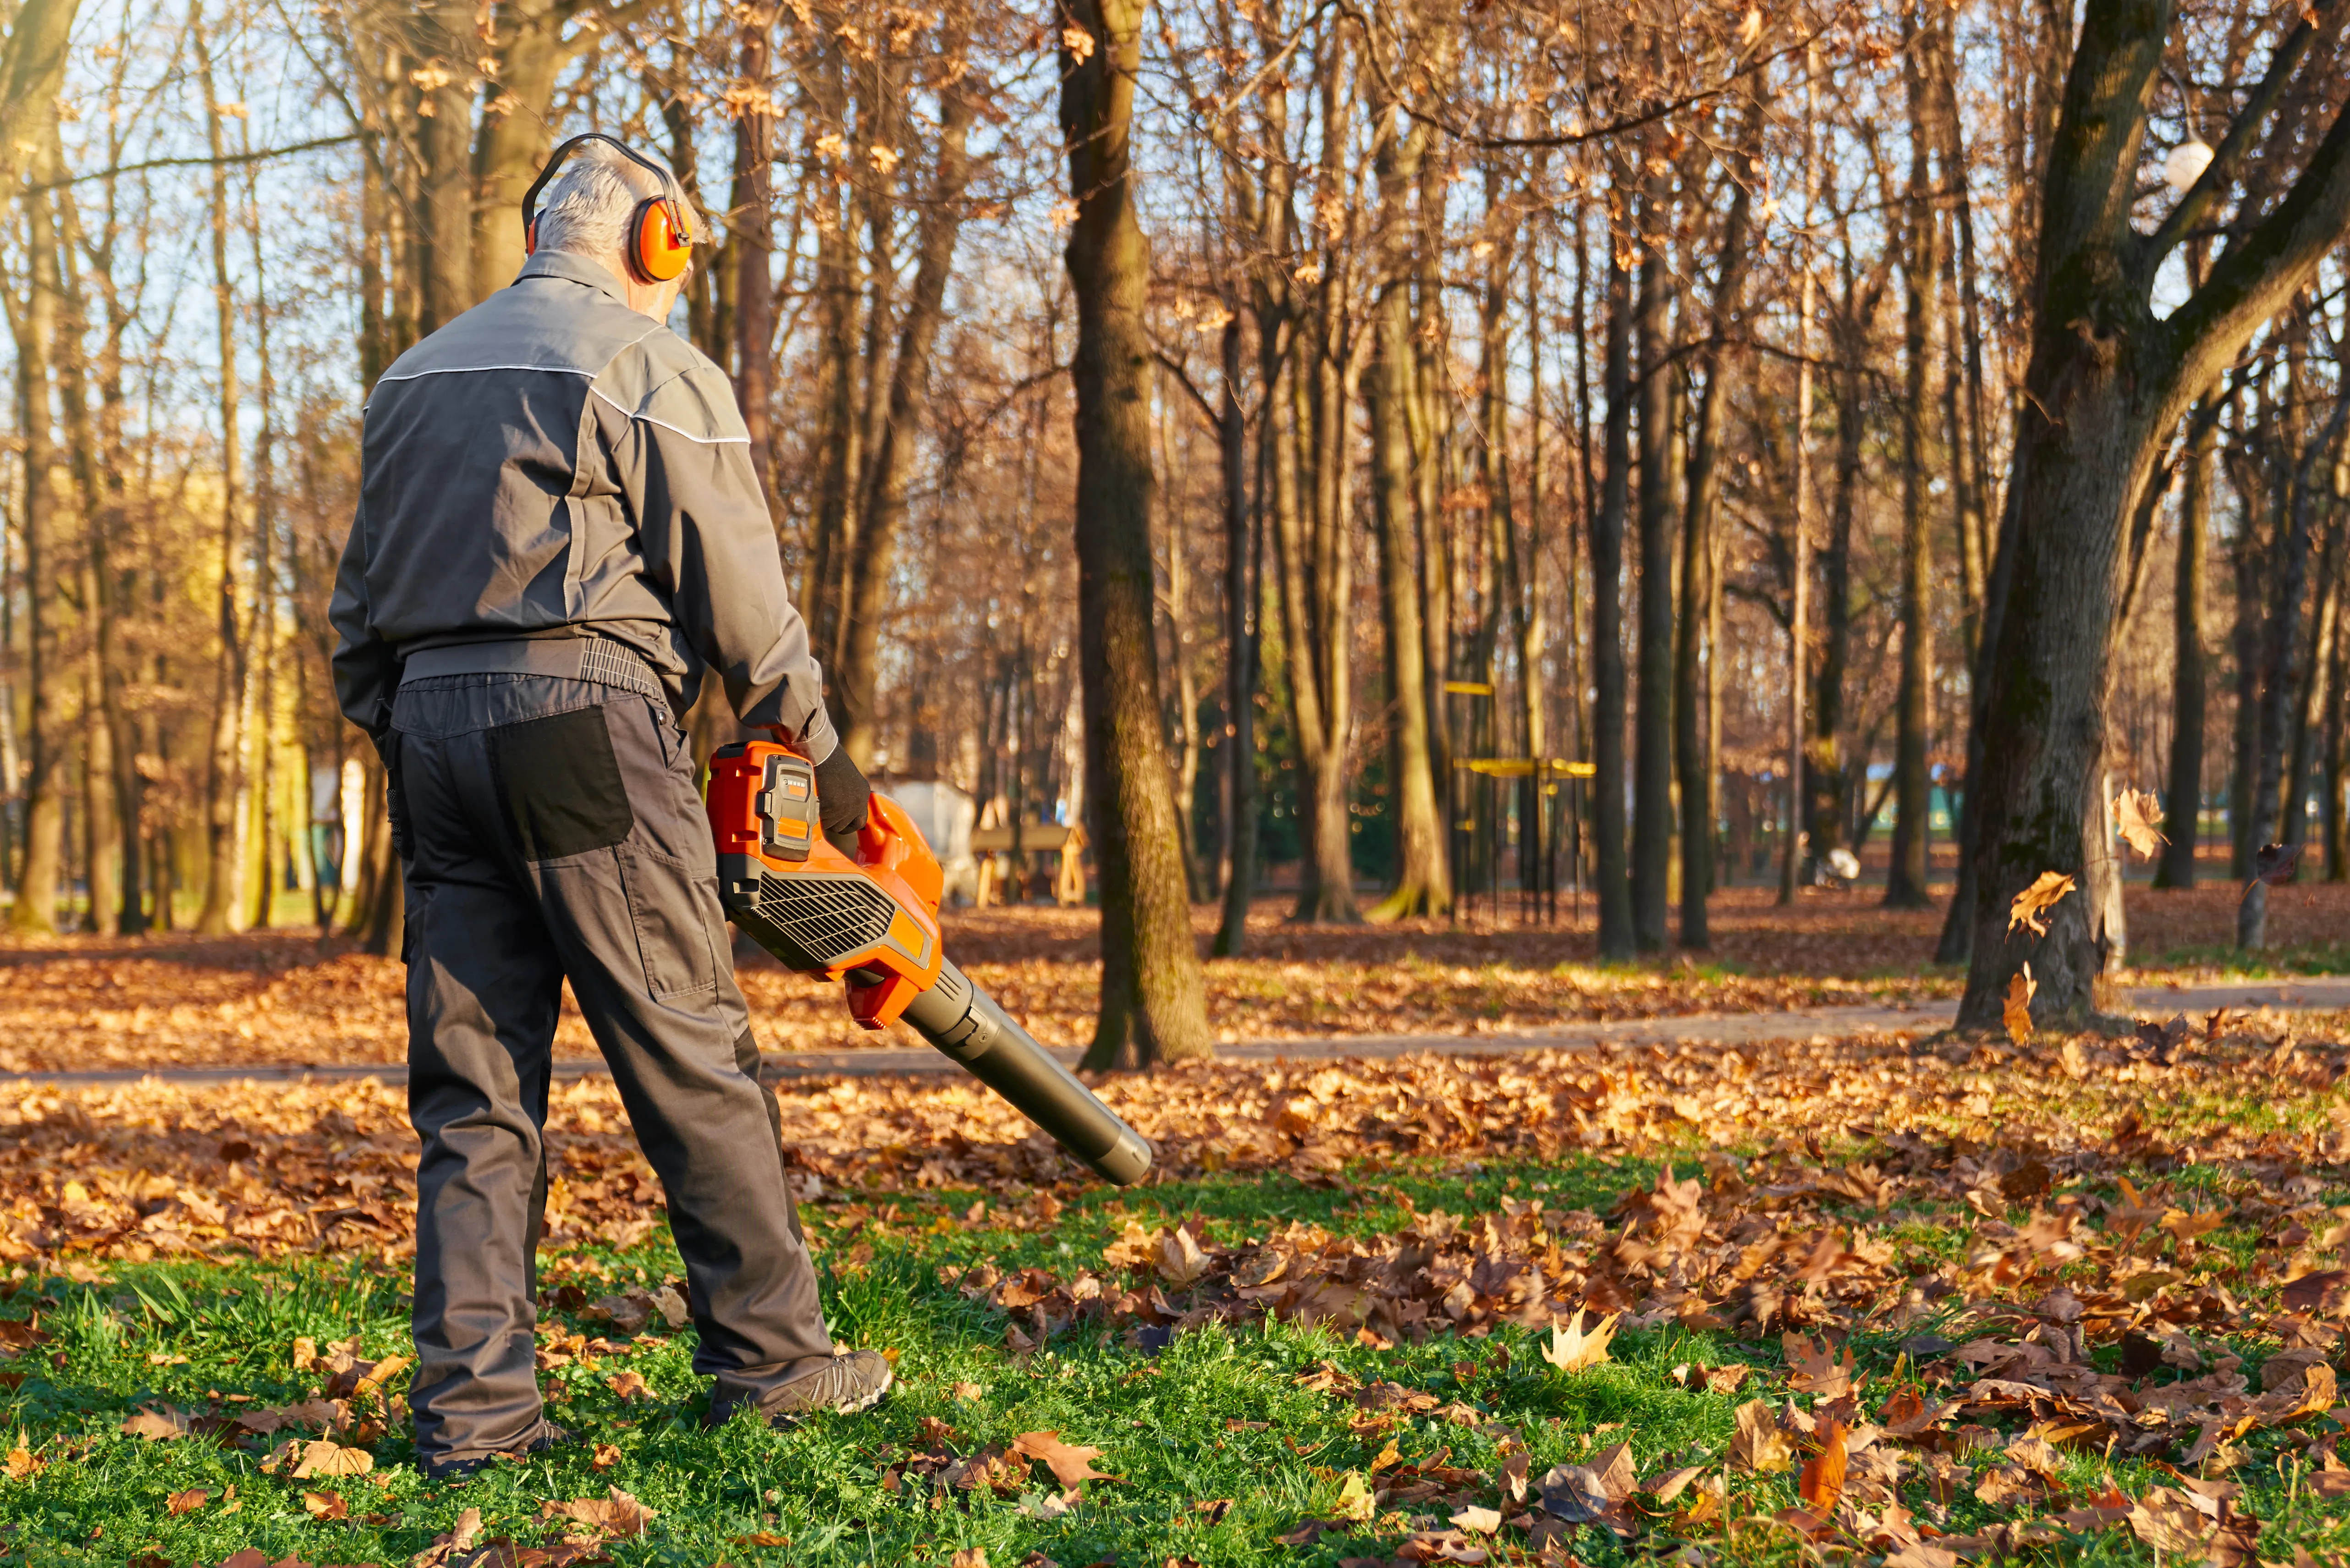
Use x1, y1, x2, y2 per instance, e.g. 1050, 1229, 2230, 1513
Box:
704, 740, 1152, 1185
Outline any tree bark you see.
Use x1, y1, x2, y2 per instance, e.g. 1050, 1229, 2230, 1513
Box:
1629, 166, 1675, 952
1061, 0, 1212, 1069
1364, 94, 1447, 920
2154, 403, 2215, 887
1886, 19, 1944, 909
1213, 313, 1260, 953
732, 11, 776, 505
1675, 96, 1763, 947
193, 8, 248, 935
1956, 0, 2350, 1027
1591, 199, 1636, 959
4, 149, 64, 933
834, 52, 975, 767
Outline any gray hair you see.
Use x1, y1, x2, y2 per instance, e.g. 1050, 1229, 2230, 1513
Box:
533, 142, 693, 261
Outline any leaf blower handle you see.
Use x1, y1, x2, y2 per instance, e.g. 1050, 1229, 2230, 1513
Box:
893, 959, 1154, 1186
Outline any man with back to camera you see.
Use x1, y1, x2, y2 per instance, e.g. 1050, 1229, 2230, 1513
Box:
329, 136, 892, 1480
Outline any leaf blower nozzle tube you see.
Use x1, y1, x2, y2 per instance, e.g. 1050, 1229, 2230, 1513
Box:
872, 958, 1153, 1185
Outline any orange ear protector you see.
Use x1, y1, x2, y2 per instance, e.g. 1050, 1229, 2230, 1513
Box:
522, 133, 696, 285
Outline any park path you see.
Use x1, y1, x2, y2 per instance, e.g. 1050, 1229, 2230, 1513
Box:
8, 977, 2346, 1088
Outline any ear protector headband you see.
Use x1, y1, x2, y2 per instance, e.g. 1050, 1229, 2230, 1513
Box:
522, 133, 696, 285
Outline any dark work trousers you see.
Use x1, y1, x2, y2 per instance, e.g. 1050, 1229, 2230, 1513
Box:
389, 672, 835, 1465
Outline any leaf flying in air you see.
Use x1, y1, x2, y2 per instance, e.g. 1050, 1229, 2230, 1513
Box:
2008, 871, 2076, 937
2003, 964, 2037, 1044
2114, 790, 2168, 860
1540, 1307, 1619, 1373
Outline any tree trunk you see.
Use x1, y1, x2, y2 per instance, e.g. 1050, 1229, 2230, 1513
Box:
1061, 0, 1212, 1069
1886, 27, 1944, 909
2240, 399, 2348, 946
1213, 313, 1260, 954
1591, 204, 1636, 959
193, 8, 248, 935
2325, 603, 2348, 880
1364, 97, 1447, 920
834, 60, 975, 767
2154, 404, 2214, 887
1675, 95, 1763, 946
5, 154, 63, 933
732, 11, 776, 504
1957, 0, 2350, 1026
1629, 168, 1675, 952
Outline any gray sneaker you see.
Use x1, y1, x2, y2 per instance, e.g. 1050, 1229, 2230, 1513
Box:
763, 1349, 894, 1420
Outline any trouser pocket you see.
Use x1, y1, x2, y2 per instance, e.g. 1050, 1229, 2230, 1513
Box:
487, 706, 635, 860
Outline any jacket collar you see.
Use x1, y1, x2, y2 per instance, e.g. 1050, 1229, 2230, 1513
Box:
515, 248, 629, 304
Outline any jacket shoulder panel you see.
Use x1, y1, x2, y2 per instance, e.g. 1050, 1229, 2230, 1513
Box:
589, 330, 750, 445
376, 276, 664, 384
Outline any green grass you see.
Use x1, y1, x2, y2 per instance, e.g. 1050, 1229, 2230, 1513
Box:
2, 1151, 2347, 1567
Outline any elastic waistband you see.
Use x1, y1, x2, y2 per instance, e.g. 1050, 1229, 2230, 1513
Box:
399, 636, 665, 703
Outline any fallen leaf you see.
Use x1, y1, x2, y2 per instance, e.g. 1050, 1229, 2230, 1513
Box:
1012, 1430, 1117, 1488
539, 1486, 658, 1538
1451, 1504, 1502, 1533
289, 1439, 374, 1477
1799, 1421, 1848, 1517
165, 1488, 209, 1514
950, 1550, 990, 1568
303, 1489, 349, 1520
1332, 1471, 1376, 1522
121, 1406, 190, 1441
2008, 872, 2075, 937
1541, 1308, 1619, 1373
1730, 1399, 1792, 1474
605, 1370, 651, 1401
1157, 1227, 1211, 1287
648, 1285, 688, 1330
591, 1441, 622, 1469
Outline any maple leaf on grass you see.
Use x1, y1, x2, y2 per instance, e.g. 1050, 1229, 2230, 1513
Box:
302, 1489, 349, 1520
539, 1486, 658, 1538
1729, 1398, 1792, 1474
1798, 1419, 1849, 1518
121, 1405, 190, 1440
2007, 871, 2075, 937
1540, 1307, 1618, 1372
1011, 1429, 1116, 1488
164, 1487, 209, 1514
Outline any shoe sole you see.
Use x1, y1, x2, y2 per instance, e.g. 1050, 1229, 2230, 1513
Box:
829, 1365, 892, 1414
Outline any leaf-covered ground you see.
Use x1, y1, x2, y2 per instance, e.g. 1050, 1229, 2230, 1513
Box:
11, 881, 2350, 1074
0, 1012, 2347, 1566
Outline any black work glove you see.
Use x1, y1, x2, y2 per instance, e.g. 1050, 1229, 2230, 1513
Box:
813, 743, 871, 837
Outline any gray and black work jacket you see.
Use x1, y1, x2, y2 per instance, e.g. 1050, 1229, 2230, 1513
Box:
329, 249, 835, 759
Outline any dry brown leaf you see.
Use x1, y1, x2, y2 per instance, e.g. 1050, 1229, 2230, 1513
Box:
2003, 964, 2037, 1043
409, 1507, 483, 1568
1157, 1227, 1211, 1287
1729, 1400, 1792, 1474
302, 1489, 349, 1521
289, 1439, 374, 1477
2008, 872, 2076, 937
1798, 1420, 1848, 1517
2115, 790, 2168, 860
1011, 1429, 1117, 1488
121, 1406, 189, 1441
591, 1441, 623, 1469
605, 1370, 651, 1401
1541, 1308, 1619, 1373
164, 1487, 209, 1514
540, 1486, 658, 1538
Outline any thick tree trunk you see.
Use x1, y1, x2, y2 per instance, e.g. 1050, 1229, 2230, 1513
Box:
1061, 0, 1212, 1069
1956, 0, 2350, 1026
1886, 32, 1944, 909
1629, 174, 1675, 952
6, 165, 63, 933
2154, 407, 2214, 887
1365, 128, 1448, 919
2325, 606, 2348, 880
1591, 229, 1636, 959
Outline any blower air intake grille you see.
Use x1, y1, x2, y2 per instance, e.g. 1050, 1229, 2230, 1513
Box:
755, 875, 897, 967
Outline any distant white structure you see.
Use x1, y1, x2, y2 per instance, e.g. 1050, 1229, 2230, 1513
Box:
882, 781, 980, 905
